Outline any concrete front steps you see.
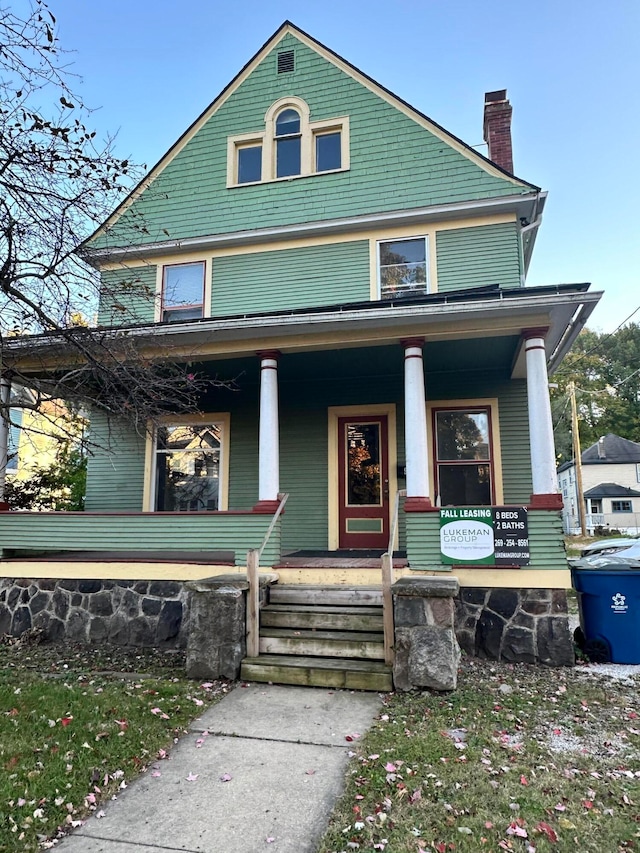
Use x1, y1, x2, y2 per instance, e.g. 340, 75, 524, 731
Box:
240, 585, 393, 691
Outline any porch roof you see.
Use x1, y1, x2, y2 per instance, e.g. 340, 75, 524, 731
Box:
5, 281, 601, 379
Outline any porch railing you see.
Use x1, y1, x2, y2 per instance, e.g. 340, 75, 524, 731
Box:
246, 493, 289, 658
381, 489, 406, 665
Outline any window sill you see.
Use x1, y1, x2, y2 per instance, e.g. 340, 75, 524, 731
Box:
227, 166, 349, 189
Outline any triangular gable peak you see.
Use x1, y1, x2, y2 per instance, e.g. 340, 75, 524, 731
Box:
86, 21, 538, 252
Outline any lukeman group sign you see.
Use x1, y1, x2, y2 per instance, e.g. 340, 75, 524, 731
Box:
440, 507, 530, 566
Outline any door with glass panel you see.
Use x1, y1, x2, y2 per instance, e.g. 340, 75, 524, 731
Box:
338, 416, 389, 549
433, 407, 494, 506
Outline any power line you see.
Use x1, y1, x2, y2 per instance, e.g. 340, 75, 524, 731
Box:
554, 304, 640, 377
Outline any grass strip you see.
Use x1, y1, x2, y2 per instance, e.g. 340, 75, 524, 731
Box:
319, 658, 640, 853
0, 641, 229, 851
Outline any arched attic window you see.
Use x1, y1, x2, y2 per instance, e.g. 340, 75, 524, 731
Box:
275, 108, 301, 177
227, 96, 349, 187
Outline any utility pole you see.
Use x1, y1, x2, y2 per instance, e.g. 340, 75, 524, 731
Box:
568, 381, 586, 536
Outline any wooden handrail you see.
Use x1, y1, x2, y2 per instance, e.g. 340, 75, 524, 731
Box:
246, 493, 289, 658
381, 489, 406, 665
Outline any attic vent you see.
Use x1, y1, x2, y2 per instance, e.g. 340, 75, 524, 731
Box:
277, 50, 295, 74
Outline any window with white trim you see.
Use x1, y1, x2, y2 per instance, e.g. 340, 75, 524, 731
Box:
227, 97, 349, 187
154, 421, 223, 511
161, 262, 205, 322
378, 237, 429, 299
433, 406, 494, 506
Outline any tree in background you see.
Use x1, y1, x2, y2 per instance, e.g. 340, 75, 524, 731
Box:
4, 443, 86, 510
0, 1, 216, 480
552, 323, 640, 462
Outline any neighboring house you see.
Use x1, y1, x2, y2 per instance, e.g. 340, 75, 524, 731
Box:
558, 434, 640, 534
0, 23, 601, 670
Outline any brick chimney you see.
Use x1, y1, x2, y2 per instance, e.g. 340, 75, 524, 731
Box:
483, 89, 513, 173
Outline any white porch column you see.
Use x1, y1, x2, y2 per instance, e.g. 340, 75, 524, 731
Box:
402, 338, 432, 511
524, 329, 562, 509
255, 350, 281, 512
0, 374, 11, 508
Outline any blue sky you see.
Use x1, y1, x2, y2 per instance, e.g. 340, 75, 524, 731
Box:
53, 0, 639, 332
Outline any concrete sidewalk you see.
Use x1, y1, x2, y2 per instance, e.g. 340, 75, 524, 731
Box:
57, 683, 383, 852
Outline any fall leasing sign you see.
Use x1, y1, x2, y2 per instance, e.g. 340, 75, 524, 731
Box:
440, 507, 529, 566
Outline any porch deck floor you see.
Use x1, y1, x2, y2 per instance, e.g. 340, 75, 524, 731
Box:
275, 550, 408, 569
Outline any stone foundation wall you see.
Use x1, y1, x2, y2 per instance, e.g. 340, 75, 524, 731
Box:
0, 578, 187, 647
392, 576, 461, 691
455, 587, 574, 666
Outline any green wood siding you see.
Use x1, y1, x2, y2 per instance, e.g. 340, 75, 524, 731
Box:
497, 380, 532, 504
84, 412, 146, 511
406, 510, 565, 572
436, 222, 522, 292
0, 513, 280, 565
427, 368, 532, 504
98, 266, 156, 326
212, 240, 369, 316
79, 345, 531, 554
91, 32, 526, 253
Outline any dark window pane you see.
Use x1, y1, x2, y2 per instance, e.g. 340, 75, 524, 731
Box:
277, 137, 301, 177
379, 238, 427, 297
438, 464, 492, 506
238, 145, 262, 183
275, 109, 300, 136
380, 239, 425, 266
436, 412, 490, 461
316, 132, 341, 171
155, 425, 221, 512
346, 423, 381, 506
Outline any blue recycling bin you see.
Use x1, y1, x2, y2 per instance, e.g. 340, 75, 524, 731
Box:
572, 566, 640, 664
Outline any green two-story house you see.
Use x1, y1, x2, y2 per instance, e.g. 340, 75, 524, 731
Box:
0, 22, 600, 668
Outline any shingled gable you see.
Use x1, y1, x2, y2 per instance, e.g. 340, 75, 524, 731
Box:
582, 434, 640, 464
83, 20, 540, 254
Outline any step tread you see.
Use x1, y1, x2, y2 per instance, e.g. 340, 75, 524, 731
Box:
260, 627, 384, 642
270, 586, 384, 606
262, 604, 383, 615
242, 654, 391, 672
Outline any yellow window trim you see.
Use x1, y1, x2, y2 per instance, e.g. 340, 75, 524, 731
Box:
426, 397, 503, 506
154, 259, 212, 322
142, 412, 230, 512
327, 403, 398, 551
226, 97, 350, 188
98, 212, 515, 271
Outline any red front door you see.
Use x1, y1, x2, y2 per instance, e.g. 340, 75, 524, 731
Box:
338, 415, 389, 549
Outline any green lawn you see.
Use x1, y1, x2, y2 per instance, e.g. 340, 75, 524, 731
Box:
319, 659, 640, 853
0, 641, 229, 852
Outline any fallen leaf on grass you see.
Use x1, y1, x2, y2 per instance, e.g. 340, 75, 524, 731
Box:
150, 707, 170, 719
535, 821, 559, 842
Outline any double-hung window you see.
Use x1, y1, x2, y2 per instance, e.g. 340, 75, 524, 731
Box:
433, 406, 494, 506
154, 422, 223, 512
275, 108, 302, 178
161, 262, 205, 322
378, 237, 428, 298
